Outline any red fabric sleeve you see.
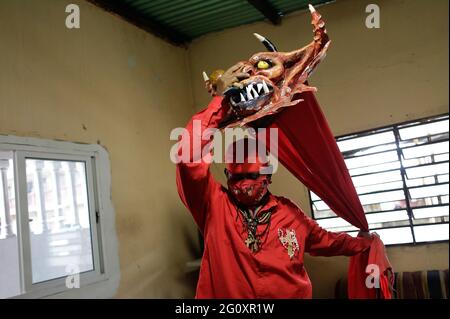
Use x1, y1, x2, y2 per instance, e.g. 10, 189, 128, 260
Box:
305, 217, 372, 257
175, 96, 228, 233
348, 235, 394, 299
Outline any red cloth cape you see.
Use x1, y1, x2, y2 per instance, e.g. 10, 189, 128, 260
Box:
264, 91, 393, 299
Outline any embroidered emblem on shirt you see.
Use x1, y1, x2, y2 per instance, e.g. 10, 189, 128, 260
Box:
278, 228, 299, 259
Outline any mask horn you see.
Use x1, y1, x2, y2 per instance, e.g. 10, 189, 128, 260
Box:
202, 71, 209, 82
253, 33, 277, 52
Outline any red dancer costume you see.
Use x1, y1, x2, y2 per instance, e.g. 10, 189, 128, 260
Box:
176, 96, 373, 298
176, 5, 392, 299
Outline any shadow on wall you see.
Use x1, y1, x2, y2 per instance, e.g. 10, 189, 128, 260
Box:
114, 187, 201, 298
152, 191, 202, 298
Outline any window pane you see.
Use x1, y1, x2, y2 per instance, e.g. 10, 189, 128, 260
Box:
345, 151, 398, 170
0, 154, 21, 298
359, 190, 405, 206
399, 133, 449, 148
312, 200, 330, 211
402, 141, 449, 159
317, 211, 411, 233
338, 131, 395, 153
313, 208, 336, 219
409, 184, 449, 199
343, 143, 397, 158
406, 176, 441, 187
362, 200, 403, 213
347, 227, 414, 244
402, 153, 449, 167
414, 224, 449, 242
405, 163, 449, 179
409, 196, 446, 207
352, 170, 402, 187
435, 153, 449, 162
413, 206, 449, 219
413, 216, 449, 226
366, 210, 410, 228
26, 159, 94, 284
349, 161, 400, 176
316, 217, 355, 232
356, 181, 404, 195
373, 227, 414, 245
399, 120, 449, 140
310, 191, 320, 201
438, 174, 449, 183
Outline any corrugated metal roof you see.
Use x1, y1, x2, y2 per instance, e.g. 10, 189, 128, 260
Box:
90, 0, 333, 45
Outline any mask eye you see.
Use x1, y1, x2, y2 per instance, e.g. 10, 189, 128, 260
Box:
256, 60, 271, 69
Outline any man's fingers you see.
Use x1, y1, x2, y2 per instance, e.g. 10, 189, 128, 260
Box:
358, 230, 372, 238
217, 70, 250, 94
229, 73, 249, 88
228, 62, 244, 73
225, 65, 240, 75
235, 72, 250, 79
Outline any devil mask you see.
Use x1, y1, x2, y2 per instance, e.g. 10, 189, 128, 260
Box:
204, 4, 330, 128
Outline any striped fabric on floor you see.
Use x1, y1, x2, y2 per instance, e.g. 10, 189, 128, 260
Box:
335, 269, 449, 299
393, 269, 449, 299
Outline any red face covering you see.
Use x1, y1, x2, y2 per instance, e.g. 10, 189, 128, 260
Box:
225, 138, 272, 207
227, 175, 270, 207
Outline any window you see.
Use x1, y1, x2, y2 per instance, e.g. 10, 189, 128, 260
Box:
309, 114, 449, 245
0, 135, 120, 298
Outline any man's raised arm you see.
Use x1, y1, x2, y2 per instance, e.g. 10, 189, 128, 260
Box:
175, 96, 228, 233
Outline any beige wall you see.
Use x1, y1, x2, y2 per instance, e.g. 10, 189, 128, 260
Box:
0, 0, 200, 298
188, 0, 449, 298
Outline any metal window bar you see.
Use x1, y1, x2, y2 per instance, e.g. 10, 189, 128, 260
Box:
320, 219, 450, 232
394, 127, 416, 241
348, 160, 448, 179
342, 139, 448, 168
335, 114, 449, 140
399, 139, 449, 153
399, 132, 448, 144
314, 203, 449, 220
342, 144, 398, 160
314, 181, 449, 199
311, 175, 448, 202
341, 133, 448, 160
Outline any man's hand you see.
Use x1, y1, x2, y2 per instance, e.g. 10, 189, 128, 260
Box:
358, 230, 372, 239
214, 62, 250, 96
205, 80, 215, 96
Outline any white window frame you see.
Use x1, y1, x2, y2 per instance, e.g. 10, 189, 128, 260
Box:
0, 134, 120, 298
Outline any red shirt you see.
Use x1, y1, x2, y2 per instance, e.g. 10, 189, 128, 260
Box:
176, 97, 371, 298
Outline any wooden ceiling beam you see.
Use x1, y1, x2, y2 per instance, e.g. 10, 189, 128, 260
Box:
247, 0, 282, 25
